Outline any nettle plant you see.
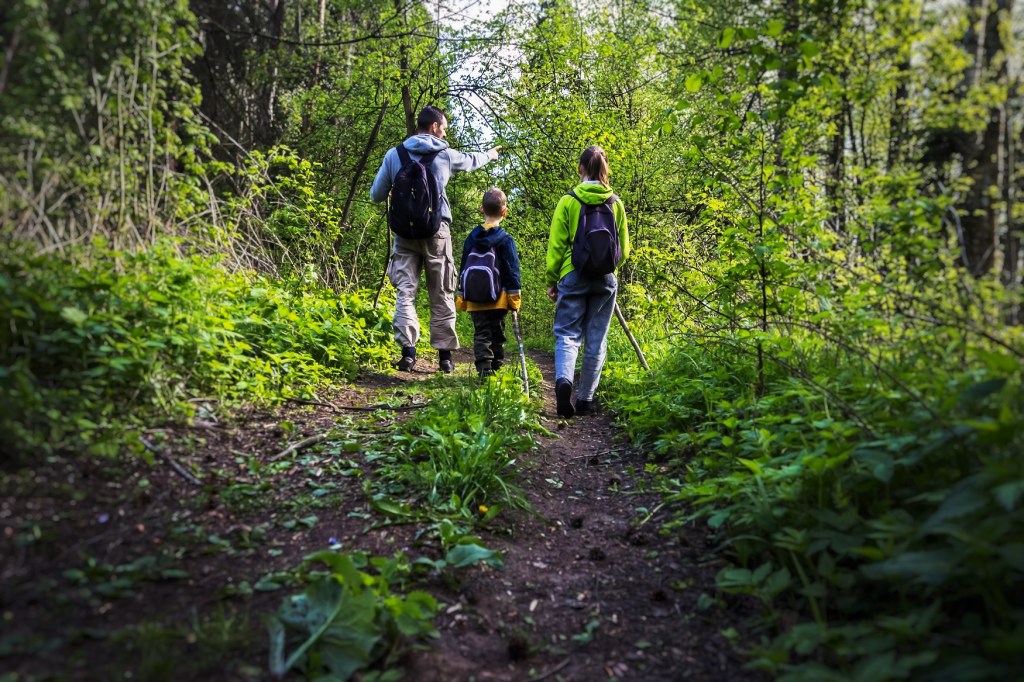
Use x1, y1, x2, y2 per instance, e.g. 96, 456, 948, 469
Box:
0, 243, 393, 457
268, 539, 503, 681
600, 6, 1024, 679
268, 551, 438, 682
367, 373, 542, 521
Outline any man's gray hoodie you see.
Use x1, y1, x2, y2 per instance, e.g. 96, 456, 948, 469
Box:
370, 134, 492, 226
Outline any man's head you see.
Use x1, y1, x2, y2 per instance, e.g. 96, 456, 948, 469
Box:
417, 106, 448, 139
480, 187, 508, 221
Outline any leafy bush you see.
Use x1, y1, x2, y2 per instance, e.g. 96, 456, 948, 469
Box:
268, 551, 438, 681
605, 339, 1024, 680
0, 242, 392, 458
369, 373, 541, 519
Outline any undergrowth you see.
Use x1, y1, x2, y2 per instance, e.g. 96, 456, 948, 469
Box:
366, 372, 544, 521
0, 241, 392, 459
604, 337, 1024, 681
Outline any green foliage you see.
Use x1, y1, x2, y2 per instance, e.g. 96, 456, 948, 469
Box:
606, 335, 1024, 678
369, 373, 540, 519
592, 2, 1024, 676
267, 550, 438, 681
0, 0, 209, 248
0, 242, 392, 457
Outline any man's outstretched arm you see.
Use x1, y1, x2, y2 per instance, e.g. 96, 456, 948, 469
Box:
447, 146, 501, 173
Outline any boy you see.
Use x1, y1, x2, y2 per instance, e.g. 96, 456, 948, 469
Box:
456, 188, 522, 377
370, 105, 501, 373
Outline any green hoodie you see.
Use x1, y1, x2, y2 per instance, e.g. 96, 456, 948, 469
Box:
545, 183, 630, 286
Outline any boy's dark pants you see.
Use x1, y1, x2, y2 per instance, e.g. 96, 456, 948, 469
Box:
469, 310, 507, 371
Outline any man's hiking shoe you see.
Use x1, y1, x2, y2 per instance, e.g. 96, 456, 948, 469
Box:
478, 368, 495, 379
396, 346, 417, 372
438, 350, 454, 374
491, 359, 504, 371
575, 399, 594, 416
555, 378, 575, 418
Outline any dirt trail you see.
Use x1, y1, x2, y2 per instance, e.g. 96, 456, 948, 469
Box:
1, 350, 759, 681
409, 350, 759, 681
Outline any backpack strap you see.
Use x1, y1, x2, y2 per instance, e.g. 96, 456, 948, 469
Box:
605, 194, 619, 206
395, 144, 441, 168
567, 190, 582, 204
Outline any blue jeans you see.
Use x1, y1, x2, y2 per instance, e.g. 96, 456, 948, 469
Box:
553, 270, 617, 401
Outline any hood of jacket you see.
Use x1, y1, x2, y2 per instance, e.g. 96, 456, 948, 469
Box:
402, 134, 449, 155
466, 224, 508, 249
571, 182, 615, 205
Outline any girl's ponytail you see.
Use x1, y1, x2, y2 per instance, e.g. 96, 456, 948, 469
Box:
579, 145, 610, 187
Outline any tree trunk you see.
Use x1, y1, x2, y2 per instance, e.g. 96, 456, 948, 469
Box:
826, 73, 848, 233
960, 0, 1012, 277
1003, 83, 1021, 323
395, 0, 416, 136
887, 59, 910, 171
265, 0, 287, 126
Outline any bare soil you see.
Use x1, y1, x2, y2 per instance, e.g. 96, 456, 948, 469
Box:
1, 350, 761, 682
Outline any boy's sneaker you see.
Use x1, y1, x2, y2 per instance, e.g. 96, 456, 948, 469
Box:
396, 347, 417, 372
575, 399, 594, 416
555, 378, 575, 418
438, 350, 454, 374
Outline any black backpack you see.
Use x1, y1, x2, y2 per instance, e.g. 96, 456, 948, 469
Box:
461, 246, 502, 303
388, 145, 442, 239
568, 191, 621, 276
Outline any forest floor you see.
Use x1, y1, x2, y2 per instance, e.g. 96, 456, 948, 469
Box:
1, 351, 760, 682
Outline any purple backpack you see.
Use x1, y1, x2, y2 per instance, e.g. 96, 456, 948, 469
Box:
568, 191, 621, 276
461, 247, 502, 302
388, 145, 442, 239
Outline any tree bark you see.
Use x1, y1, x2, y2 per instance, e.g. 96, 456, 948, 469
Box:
0, 29, 20, 97
960, 0, 1012, 277
395, 0, 416, 136
1003, 82, 1021, 323
332, 99, 390, 287
266, 0, 287, 125
826, 72, 848, 233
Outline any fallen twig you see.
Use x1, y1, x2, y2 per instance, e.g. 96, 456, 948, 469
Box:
270, 430, 335, 461
284, 397, 428, 412
138, 437, 203, 486
570, 449, 612, 461
533, 659, 571, 681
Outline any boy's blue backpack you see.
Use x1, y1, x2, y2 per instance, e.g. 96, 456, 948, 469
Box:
388, 145, 442, 239
568, 191, 621, 276
461, 247, 502, 302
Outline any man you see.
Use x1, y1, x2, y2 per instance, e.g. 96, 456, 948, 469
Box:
370, 105, 501, 373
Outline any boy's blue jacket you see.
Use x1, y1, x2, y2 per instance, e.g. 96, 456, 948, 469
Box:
456, 224, 522, 311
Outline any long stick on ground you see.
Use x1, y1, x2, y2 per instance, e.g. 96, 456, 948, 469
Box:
614, 303, 650, 371
270, 431, 334, 461
139, 437, 203, 486
511, 310, 530, 396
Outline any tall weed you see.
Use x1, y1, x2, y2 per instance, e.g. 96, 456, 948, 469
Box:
0, 242, 392, 458
369, 374, 540, 520
604, 335, 1024, 679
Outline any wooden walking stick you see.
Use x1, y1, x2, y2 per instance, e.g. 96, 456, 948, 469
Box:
511, 310, 530, 396
614, 303, 650, 371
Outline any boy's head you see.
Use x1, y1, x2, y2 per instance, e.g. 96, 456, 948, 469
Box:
480, 187, 507, 221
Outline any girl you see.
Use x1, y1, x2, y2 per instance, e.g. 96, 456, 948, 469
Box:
545, 146, 630, 417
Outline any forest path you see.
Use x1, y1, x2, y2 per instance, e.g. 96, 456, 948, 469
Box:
1, 350, 758, 682
407, 349, 758, 682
